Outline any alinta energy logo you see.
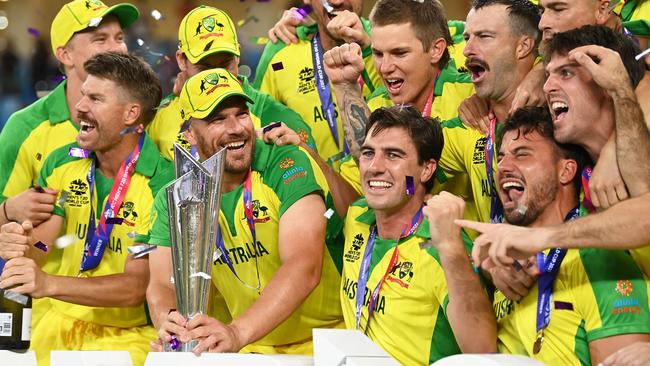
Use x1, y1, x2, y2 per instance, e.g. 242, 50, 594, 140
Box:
199, 72, 230, 96
195, 14, 225, 40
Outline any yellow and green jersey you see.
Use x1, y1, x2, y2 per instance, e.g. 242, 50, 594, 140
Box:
447, 20, 468, 73
0, 81, 78, 204
147, 76, 316, 161
341, 199, 476, 365
619, 0, 650, 37
253, 21, 382, 170
145, 140, 345, 352
38, 133, 174, 327
495, 248, 650, 365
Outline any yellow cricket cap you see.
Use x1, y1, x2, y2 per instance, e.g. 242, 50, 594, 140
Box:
179, 68, 253, 121
179, 6, 240, 64
50, 0, 139, 54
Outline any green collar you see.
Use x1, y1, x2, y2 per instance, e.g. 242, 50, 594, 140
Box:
45, 81, 73, 126
133, 133, 160, 177
251, 138, 272, 174
355, 205, 431, 239
434, 63, 472, 96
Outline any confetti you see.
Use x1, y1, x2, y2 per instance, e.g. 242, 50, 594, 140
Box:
127, 231, 137, 239
55, 234, 76, 249
106, 217, 123, 225
137, 38, 145, 46
34, 241, 48, 252
58, 191, 69, 207
170, 335, 181, 351
169, 276, 175, 284
88, 17, 102, 27
150, 9, 162, 21
262, 122, 281, 134
324, 208, 334, 219
68, 147, 89, 158
237, 15, 259, 27
213, 248, 223, 262
636, 48, 650, 61
51, 74, 66, 83
189, 272, 211, 280
179, 119, 191, 133
295, 5, 313, 21
322, 0, 334, 13
250, 36, 270, 45
272, 62, 284, 71
27, 27, 40, 37
405, 176, 414, 196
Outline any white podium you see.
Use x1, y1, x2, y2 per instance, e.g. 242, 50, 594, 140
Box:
144, 352, 312, 366
431, 354, 546, 366
50, 350, 133, 366
312, 329, 398, 366
0, 350, 37, 366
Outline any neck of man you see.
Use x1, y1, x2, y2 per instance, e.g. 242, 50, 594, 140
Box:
64, 71, 84, 125
413, 68, 440, 114
581, 109, 615, 162
317, 24, 340, 51
222, 170, 248, 193
529, 187, 578, 228
375, 192, 424, 240
489, 61, 535, 122
95, 133, 141, 180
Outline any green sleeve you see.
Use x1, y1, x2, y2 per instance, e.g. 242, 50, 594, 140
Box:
252, 39, 288, 91
265, 144, 324, 217
144, 187, 172, 246
577, 248, 650, 341
38, 143, 78, 217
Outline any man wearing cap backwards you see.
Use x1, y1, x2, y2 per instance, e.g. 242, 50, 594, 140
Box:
146, 68, 345, 355
147, 5, 316, 162
0, 52, 170, 366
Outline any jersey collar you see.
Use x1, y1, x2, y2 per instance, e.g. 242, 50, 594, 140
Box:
45, 81, 73, 126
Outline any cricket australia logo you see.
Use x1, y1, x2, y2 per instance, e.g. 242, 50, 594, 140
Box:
118, 201, 139, 226
387, 261, 414, 289
195, 14, 225, 39
298, 67, 315, 94
199, 72, 229, 95
243, 199, 270, 223
85, 0, 106, 11
345, 233, 364, 262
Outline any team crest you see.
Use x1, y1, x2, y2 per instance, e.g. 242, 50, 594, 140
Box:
387, 261, 414, 289
245, 199, 270, 223
85, 0, 107, 11
279, 158, 294, 170
195, 15, 225, 39
199, 72, 229, 95
118, 201, 138, 226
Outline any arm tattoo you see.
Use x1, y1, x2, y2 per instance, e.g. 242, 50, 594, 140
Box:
340, 87, 370, 163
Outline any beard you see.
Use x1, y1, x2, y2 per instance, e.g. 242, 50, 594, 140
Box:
505, 178, 558, 227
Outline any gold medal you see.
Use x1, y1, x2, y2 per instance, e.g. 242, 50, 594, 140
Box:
533, 332, 544, 354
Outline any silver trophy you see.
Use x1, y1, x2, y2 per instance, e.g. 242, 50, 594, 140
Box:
166, 144, 226, 352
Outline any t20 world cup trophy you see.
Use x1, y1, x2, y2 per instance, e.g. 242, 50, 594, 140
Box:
166, 144, 226, 352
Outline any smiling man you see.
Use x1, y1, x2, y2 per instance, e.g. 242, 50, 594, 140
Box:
146, 68, 345, 355
340, 106, 495, 364
0, 52, 169, 366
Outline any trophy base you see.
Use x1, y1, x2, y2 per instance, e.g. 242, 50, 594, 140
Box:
164, 340, 199, 353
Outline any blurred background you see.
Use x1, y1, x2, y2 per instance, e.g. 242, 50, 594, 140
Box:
0, 0, 472, 129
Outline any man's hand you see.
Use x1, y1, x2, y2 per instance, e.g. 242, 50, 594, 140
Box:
487, 259, 537, 301
326, 10, 370, 49
268, 8, 303, 45
456, 220, 552, 269
0, 221, 36, 260
323, 43, 364, 87
569, 45, 632, 95
601, 342, 650, 366
0, 256, 49, 298
256, 122, 304, 147
424, 192, 465, 250
157, 310, 191, 348
590, 139, 629, 209
458, 94, 492, 134
509, 63, 546, 114
186, 314, 243, 354
5, 188, 58, 225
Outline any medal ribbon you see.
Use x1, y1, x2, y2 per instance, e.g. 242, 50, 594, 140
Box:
79, 133, 145, 272
580, 166, 596, 214
485, 117, 504, 223
535, 207, 580, 335
311, 32, 349, 156
355, 208, 423, 331
421, 70, 441, 118
215, 169, 261, 290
